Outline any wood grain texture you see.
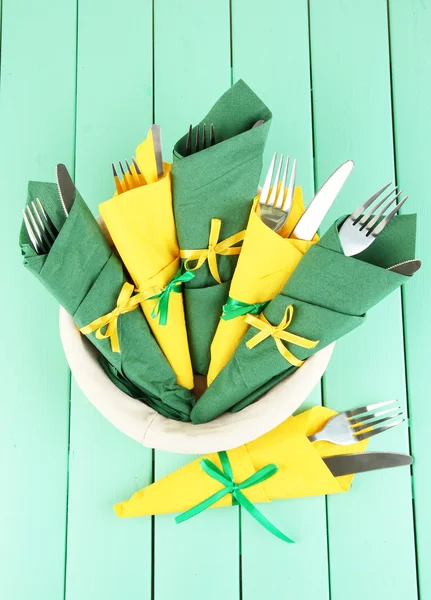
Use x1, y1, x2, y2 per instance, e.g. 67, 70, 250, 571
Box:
153, 2, 240, 598
64, 1, 153, 599
66, 387, 152, 600
388, 0, 431, 597
310, 1, 418, 598
231, 2, 329, 597
0, 1, 76, 598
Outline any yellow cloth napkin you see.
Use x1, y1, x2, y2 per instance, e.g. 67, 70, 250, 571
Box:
207, 189, 317, 385
99, 130, 194, 389
114, 406, 368, 518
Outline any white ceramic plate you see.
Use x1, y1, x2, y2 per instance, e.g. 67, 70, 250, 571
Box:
59, 307, 334, 454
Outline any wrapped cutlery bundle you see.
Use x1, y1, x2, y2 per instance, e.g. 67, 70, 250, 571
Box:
192, 212, 417, 423
172, 80, 272, 374
19, 79, 420, 451
99, 128, 194, 390
113, 405, 411, 542
20, 180, 195, 421
114, 406, 368, 542
207, 190, 318, 385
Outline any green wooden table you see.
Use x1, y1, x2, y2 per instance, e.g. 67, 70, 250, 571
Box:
1, 0, 429, 598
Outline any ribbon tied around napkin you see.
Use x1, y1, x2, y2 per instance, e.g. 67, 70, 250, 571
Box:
180, 218, 245, 284
221, 296, 270, 320
176, 450, 294, 543
80, 282, 143, 353
144, 269, 195, 326
245, 305, 319, 367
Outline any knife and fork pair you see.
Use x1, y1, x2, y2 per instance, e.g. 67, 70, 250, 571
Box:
112, 124, 164, 195
259, 154, 355, 239
22, 164, 76, 255
311, 399, 412, 476
259, 153, 420, 274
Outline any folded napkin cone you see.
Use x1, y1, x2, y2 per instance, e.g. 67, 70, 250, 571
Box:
171, 79, 272, 374
114, 406, 368, 518
99, 130, 194, 389
20, 181, 195, 422
208, 189, 317, 384
192, 214, 417, 423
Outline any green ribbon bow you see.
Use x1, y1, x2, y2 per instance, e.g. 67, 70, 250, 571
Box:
175, 451, 294, 543
221, 296, 270, 320
147, 269, 195, 326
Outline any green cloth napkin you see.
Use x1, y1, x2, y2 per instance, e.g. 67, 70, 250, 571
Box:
20, 181, 195, 422
191, 214, 417, 423
171, 79, 272, 374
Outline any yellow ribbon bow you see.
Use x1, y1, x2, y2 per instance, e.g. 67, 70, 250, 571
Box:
245, 305, 319, 367
180, 218, 245, 284
79, 282, 143, 353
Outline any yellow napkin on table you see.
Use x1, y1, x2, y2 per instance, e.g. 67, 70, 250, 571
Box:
114, 406, 368, 519
99, 130, 194, 389
207, 188, 317, 385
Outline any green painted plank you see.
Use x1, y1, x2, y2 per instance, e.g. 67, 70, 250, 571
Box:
233, 0, 315, 200
231, 1, 330, 598
154, 1, 240, 598
309, 1, 418, 598
73, 3, 153, 206
154, 451, 240, 600
66, 386, 152, 599
388, 0, 431, 596
0, 1, 76, 598
154, 0, 231, 154
64, 1, 153, 598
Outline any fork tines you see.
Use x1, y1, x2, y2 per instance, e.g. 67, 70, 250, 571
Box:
22, 197, 58, 255
259, 152, 297, 214
348, 399, 404, 441
185, 123, 215, 156
352, 183, 407, 236
112, 158, 145, 195
339, 181, 408, 256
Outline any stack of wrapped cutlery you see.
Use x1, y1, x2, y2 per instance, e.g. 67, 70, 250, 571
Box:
20, 80, 419, 541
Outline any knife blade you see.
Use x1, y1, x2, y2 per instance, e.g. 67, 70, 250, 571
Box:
388, 259, 422, 277
291, 159, 355, 241
56, 164, 76, 217
323, 452, 412, 477
151, 124, 164, 179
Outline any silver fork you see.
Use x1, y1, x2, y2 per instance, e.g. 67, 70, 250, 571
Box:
185, 123, 215, 156
338, 183, 408, 256
308, 400, 404, 445
22, 198, 57, 255
259, 152, 297, 232
112, 158, 144, 194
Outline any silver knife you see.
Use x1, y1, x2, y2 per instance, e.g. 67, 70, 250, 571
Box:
388, 259, 421, 277
291, 160, 355, 241
56, 164, 76, 217
151, 124, 164, 179
323, 452, 412, 477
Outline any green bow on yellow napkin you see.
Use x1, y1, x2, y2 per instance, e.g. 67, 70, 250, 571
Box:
115, 406, 368, 542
